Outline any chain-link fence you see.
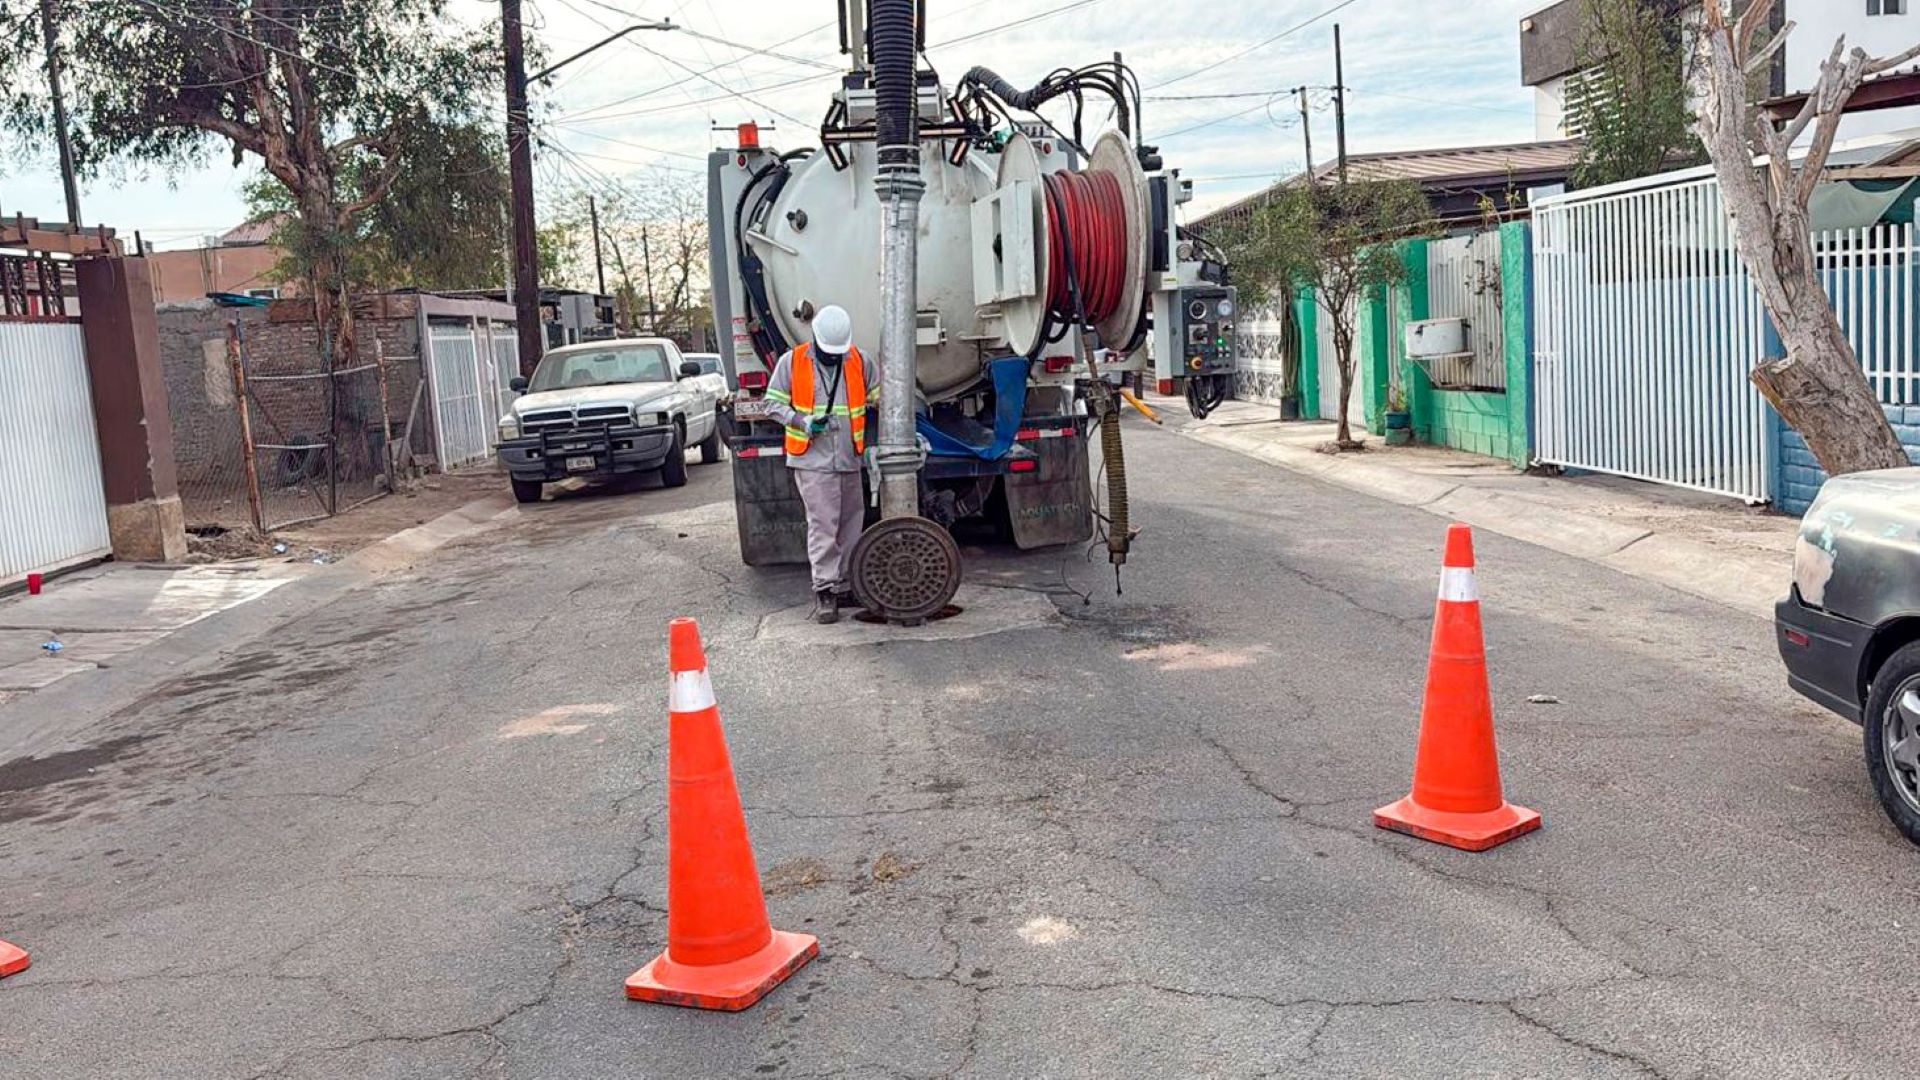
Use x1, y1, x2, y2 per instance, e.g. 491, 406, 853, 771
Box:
170, 315, 398, 534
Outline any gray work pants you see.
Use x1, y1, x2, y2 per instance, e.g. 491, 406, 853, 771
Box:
793, 468, 865, 593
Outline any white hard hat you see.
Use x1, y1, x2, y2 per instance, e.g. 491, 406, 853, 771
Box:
811, 304, 854, 354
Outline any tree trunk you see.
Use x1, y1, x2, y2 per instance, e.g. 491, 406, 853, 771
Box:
1331, 322, 1356, 447
1693, 3, 1909, 478
1754, 313, 1909, 475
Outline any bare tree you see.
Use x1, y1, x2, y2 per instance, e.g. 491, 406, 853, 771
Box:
1693, 0, 1920, 475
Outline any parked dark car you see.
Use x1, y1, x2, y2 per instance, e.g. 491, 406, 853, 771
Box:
1776, 467, 1920, 845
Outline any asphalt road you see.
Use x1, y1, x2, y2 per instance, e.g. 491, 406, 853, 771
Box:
0, 416, 1907, 1079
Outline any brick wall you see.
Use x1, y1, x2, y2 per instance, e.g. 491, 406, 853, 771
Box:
1778, 405, 1920, 514
156, 300, 433, 527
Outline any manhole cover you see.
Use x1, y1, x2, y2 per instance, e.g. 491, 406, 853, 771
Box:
849, 516, 962, 623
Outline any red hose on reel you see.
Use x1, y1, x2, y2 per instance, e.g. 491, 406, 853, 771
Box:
1044, 169, 1129, 327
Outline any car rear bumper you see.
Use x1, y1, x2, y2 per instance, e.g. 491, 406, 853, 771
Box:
497, 424, 675, 481
1776, 589, 1871, 724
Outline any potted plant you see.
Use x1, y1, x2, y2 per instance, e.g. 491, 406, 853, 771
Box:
1384, 385, 1412, 446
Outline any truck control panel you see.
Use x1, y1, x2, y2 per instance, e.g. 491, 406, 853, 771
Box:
1177, 286, 1238, 376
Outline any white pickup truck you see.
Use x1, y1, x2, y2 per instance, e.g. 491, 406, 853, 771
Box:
495, 337, 729, 503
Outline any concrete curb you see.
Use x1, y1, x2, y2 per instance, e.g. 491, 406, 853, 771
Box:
1175, 421, 1781, 620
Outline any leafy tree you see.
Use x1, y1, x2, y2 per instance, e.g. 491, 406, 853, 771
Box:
1566, 0, 1702, 188
243, 121, 511, 292
1218, 180, 1432, 448
548, 171, 709, 343
0, 0, 500, 369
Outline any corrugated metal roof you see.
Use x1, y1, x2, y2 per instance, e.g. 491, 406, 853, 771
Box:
218, 215, 287, 246
1194, 139, 1582, 228
1314, 139, 1582, 184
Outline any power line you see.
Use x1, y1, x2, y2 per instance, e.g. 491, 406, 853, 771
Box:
926, 0, 1108, 49
542, 122, 707, 161
1146, 0, 1362, 91
1158, 95, 1290, 140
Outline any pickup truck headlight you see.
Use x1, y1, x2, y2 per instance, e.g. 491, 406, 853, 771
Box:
638, 411, 667, 428
497, 415, 519, 441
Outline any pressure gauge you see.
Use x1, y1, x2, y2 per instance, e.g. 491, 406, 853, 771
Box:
1216, 298, 1235, 318
1187, 299, 1208, 320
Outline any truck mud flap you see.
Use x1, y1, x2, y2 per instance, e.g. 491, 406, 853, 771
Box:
730, 441, 808, 566
1004, 419, 1094, 549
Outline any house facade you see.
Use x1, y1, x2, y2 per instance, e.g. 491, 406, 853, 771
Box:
1521, 0, 1920, 142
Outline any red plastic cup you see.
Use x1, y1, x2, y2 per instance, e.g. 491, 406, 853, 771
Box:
25, 573, 42, 596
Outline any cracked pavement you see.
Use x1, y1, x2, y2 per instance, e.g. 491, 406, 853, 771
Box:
0, 419, 1911, 1078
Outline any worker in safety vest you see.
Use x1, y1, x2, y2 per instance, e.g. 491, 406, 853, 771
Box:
763, 305, 879, 624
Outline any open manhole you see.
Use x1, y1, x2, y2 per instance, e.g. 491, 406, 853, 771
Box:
853, 603, 964, 625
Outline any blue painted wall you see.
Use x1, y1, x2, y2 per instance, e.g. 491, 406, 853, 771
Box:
1778, 407, 1920, 514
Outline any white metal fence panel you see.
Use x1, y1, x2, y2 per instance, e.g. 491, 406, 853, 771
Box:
0, 323, 111, 579
1537, 177, 1918, 503
1534, 177, 1773, 501
1821, 223, 1919, 407
488, 322, 520, 421
427, 322, 492, 469
1315, 295, 1363, 424
1426, 231, 1507, 391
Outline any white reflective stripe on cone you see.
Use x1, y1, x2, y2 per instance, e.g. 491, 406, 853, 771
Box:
1438, 567, 1478, 603
670, 669, 717, 712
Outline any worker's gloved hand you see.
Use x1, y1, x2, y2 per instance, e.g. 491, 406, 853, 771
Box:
808, 415, 831, 436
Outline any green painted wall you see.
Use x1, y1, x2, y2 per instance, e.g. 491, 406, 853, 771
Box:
1428, 389, 1516, 461
1390, 239, 1432, 441
1295, 286, 1319, 420
1498, 220, 1533, 468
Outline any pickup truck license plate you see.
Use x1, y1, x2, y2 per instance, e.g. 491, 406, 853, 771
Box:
565, 455, 596, 473
733, 398, 771, 422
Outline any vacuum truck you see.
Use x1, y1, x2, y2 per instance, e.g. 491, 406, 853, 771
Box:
709, 0, 1237, 621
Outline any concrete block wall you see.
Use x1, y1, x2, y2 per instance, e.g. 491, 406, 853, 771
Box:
1778, 405, 1920, 514
1429, 390, 1517, 461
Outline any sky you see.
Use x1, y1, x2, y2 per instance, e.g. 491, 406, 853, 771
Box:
0, 0, 1551, 251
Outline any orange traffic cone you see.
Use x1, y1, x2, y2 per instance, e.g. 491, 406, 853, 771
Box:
1374, 524, 1540, 852
625, 617, 818, 1010
0, 938, 27, 978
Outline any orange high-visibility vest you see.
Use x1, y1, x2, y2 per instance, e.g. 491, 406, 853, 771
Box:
781, 342, 867, 456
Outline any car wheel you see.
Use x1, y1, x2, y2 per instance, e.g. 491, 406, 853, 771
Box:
698, 422, 724, 464
1864, 641, 1920, 847
510, 478, 543, 504
660, 423, 689, 488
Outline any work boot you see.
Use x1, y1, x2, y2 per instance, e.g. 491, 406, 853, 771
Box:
833, 585, 858, 612
810, 588, 840, 625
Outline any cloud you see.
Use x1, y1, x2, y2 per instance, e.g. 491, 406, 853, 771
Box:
0, 1, 1549, 242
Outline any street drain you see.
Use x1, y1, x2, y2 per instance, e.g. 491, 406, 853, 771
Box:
853, 604, 964, 625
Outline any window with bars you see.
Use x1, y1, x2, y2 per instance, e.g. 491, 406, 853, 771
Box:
1869, 0, 1909, 16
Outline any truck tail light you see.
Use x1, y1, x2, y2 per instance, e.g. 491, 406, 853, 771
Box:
1042, 355, 1074, 374
1009, 459, 1038, 473
738, 369, 769, 390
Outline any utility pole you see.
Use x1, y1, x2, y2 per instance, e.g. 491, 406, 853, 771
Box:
1333, 24, 1349, 186
1296, 87, 1316, 185
39, 0, 81, 227
589, 195, 606, 297
503, 0, 543, 375
640, 226, 658, 334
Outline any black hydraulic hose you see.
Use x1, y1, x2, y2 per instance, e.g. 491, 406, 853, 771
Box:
1185, 374, 1226, 420
869, 0, 919, 168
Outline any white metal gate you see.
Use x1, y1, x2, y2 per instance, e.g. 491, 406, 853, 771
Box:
426, 321, 495, 469
1533, 177, 1774, 501
1536, 176, 1920, 503
1316, 294, 1363, 424
1426, 231, 1507, 391
0, 323, 111, 580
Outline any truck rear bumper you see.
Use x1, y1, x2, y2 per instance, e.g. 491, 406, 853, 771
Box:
498, 424, 676, 482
